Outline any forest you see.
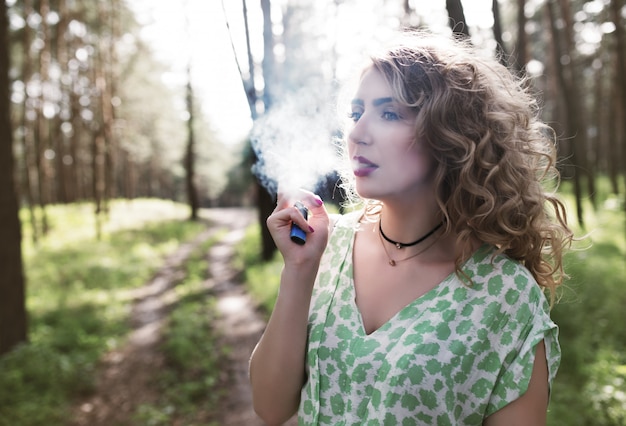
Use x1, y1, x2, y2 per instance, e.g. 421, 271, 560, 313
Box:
0, 0, 625, 425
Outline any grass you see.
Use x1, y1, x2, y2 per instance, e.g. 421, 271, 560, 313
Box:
133, 236, 224, 426
232, 222, 283, 316
0, 199, 208, 426
547, 189, 626, 426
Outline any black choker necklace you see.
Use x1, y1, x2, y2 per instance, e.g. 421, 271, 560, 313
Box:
379, 220, 444, 249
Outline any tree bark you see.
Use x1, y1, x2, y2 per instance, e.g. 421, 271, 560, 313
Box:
401, 0, 414, 28
228, 0, 277, 258
93, 0, 114, 221
608, 80, 621, 194
0, 0, 28, 356
105, 0, 119, 206
55, 0, 70, 203
35, 0, 51, 234
19, 0, 38, 243
91, 58, 106, 239
257, 0, 279, 261
546, 0, 586, 227
491, 0, 508, 65
185, 65, 199, 220
513, 0, 528, 74
610, 0, 626, 214
445, 0, 470, 38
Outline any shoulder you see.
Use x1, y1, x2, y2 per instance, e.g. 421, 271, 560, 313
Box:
330, 209, 363, 229
316, 210, 362, 275
468, 246, 540, 291
461, 245, 549, 315
325, 210, 362, 242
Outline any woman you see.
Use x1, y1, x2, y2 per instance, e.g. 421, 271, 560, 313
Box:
249, 32, 572, 425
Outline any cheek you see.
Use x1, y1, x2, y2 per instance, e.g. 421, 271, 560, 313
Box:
403, 144, 435, 178
347, 141, 356, 157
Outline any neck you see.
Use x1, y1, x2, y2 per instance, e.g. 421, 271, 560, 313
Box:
379, 202, 442, 246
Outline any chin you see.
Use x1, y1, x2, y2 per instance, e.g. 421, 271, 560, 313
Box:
354, 186, 386, 202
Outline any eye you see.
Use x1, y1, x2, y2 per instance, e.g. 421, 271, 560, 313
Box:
348, 111, 362, 122
382, 111, 400, 121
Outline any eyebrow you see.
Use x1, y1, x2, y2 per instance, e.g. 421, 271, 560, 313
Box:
373, 97, 393, 106
351, 97, 394, 107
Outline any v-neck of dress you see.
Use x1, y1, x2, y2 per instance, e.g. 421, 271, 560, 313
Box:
347, 229, 492, 337
348, 266, 457, 338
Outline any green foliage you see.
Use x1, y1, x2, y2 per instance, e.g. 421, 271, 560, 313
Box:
193, 119, 242, 205
233, 222, 283, 315
552, 189, 626, 422
131, 238, 223, 426
548, 190, 626, 425
584, 351, 626, 425
0, 343, 89, 425
219, 140, 256, 206
0, 199, 205, 426
118, 31, 241, 204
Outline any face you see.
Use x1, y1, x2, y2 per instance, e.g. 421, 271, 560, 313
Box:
347, 67, 434, 202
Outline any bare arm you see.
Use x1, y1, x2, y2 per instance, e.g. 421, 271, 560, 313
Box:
483, 340, 550, 426
249, 192, 329, 425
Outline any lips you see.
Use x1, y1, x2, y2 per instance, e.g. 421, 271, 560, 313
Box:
353, 156, 378, 177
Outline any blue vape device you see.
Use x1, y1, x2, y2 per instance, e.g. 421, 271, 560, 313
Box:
290, 201, 308, 245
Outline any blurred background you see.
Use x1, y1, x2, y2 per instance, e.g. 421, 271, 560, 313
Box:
0, 0, 625, 425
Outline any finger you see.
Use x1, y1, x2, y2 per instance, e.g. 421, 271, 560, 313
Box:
274, 192, 292, 212
289, 204, 314, 233
301, 192, 324, 213
276, 188, 321, 207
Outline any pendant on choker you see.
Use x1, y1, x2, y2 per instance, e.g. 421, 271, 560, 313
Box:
378, 226, 441, 267
379, 220, 444, 249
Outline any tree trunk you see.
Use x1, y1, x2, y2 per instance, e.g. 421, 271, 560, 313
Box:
228, 0, 278, 259
258, 0, 279, 260
54, 0, 70, 203
610, 0, 626, 214
546, 0, 586, 228
491, 0, 508, 65
608, 85, 621, 195
242, 0, 258, 121
261, 0, 275, 111
401, 0, 415, 28
185, 65, 199, 220
93, 0, 114, 217
93, 132, 106, 239
559, 0, 592, 223
69, 27, 83, 201
35, 0, 51, 234
0, 0, 28, 356
100, 0, 118, 208
20, 0, 38, 244
445, 0, 470, 38
513, 0, 528, 74
588, 58, 601, 211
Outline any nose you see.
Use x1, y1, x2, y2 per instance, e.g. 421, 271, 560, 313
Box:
348, 116, 370, 146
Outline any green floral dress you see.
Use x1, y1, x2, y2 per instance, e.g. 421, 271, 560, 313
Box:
298, 212, 560, 425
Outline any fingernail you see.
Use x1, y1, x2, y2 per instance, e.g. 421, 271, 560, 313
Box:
309, 225, 315, 233
314, 197, 323, 206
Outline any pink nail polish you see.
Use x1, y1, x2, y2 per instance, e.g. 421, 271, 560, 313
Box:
309, 226, 315, 233
314, 197, 323, 206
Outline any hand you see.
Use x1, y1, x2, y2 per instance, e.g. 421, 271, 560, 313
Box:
266, 190, 330, 265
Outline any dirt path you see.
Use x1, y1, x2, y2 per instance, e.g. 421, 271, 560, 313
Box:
71, 207, 296, 426
206, 210, 298, 426
206, 209, 268, 425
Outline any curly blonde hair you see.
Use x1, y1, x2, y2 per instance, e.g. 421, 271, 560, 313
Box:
340, 32, 573, 303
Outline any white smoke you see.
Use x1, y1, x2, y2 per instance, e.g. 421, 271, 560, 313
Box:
251, 87, 343, 201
